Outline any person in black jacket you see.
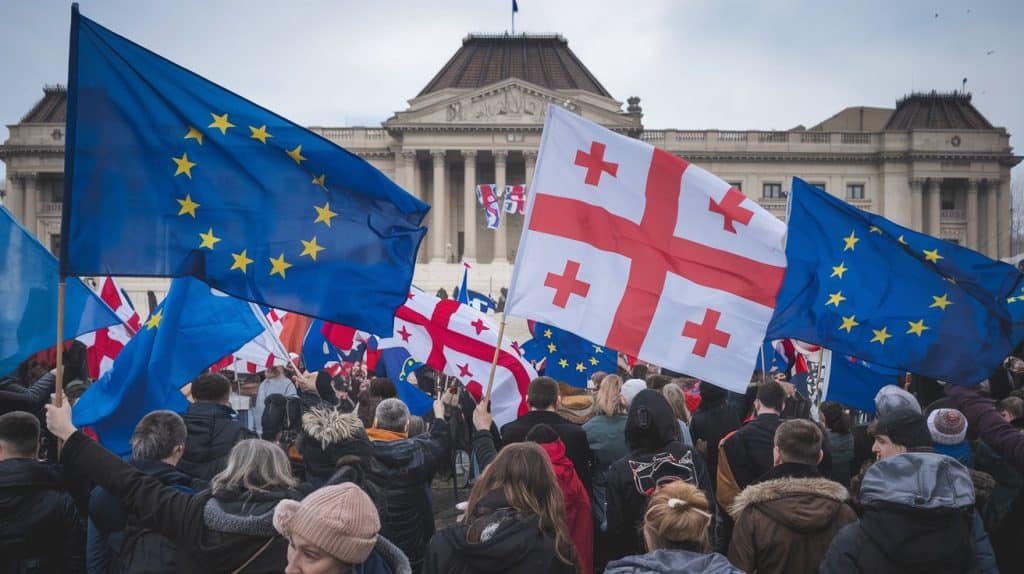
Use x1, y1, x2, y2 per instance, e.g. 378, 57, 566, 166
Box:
0, 368, 56, 416
298, 406, 374, 488
604, 389, 713, 565
424, 442, 577, 574
499, 376, 594, 493
87, 410, 205, 573
46, 401, 310, 574
0, 411, 85, 574
689, 382, 740, 483
178, 372, 256, 480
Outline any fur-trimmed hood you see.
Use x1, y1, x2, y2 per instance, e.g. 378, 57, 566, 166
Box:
302, 407, 365, 449
728, 475, 850, 533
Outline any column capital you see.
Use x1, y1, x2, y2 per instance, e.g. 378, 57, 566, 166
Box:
461, 149, 478, 160
909, 177, 925, 191
399, 149, 417, 161
523, 150, 538, 161
926, 178, 942, 191
492, 149, 509, 164
966, 179, 980, 193
430, 149, 446, 162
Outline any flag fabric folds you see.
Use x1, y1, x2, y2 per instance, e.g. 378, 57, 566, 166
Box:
457, 263, 470, 305
476, 184, 502, 229
507, 105, 787, 394
77, 277, 141, 380
72, 277, 264, 455
504, 184, 526, 214
465, 290, 497, 314
767, 177, 1024, 385
373, 346, 432, 416
61, 9, 428, 336
0, 206, 122, 377
522, 322, 616, 388
821, 350, 904, 413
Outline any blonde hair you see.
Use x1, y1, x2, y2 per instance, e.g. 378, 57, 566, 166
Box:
662, 383, 691, 424
211, 439, 298, 495
594, 374, 626, 417
642, 480, 712, 552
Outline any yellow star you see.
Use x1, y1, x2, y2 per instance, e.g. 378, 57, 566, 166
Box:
576, 362, 586, 372
922, 248, 943, 263
930, 293, 953, 310
208, 112, 235, 135
906, 319, 930, 337
898, 235, 908, 245
869, 225, 882, 234
145, 310, 163, 330
312, 174, 327, 189
1009, 296, 1018, 304
870, 327, 892, 345
545, 343, 556, 354
826, 291, 847, 307
184, 126, 203, 145
838, 315, 859, 333
842, 230, 859, 251
269, 254, 293, 279
286, 144, 307, 164
558, 358, 569, 368
544, 329, 553, 339
176, 194, 200, 218
299, 236, 326, 261
198, 227, 221, 250
230, 249, 253, 273
172, 152, 196, 178
830, 262, 848, 279
589, 357, 599, 366
249, 125, 273, 144
313, 202, 338, 227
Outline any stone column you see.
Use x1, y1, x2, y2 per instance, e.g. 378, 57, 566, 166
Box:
986, 180, 999, 258
999, 178, 1011, 258
462, 150, 478, 263
966, 179, 979, 251
4, 175, 24, 223
927, 178, 941, 238
430, 150, 447, 262
400, 150, 418, 198
524, 151, 537, 196
493, 150, 508, 263
910, 179, 923, 232
22, 173, 37, 238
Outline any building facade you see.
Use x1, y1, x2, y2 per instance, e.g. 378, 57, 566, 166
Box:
2, 34, 1020, 307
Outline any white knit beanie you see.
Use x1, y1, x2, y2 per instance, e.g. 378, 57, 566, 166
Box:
927, 408, 968, 446
273, 483, 379, 564
621, 379, 647, 407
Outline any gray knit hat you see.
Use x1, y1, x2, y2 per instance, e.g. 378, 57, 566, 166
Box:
874, 385, 921, 416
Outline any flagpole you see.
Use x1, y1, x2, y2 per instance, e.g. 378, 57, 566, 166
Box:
758, 346, 767, 385
484, 317, 508, 403
54, 282, 66, 408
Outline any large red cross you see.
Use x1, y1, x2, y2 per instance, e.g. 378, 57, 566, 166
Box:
709, 187, 754, 234
544, 260, 591, 308
575, 141, 619, 186
529, 148, 786, 357
682, 309, 731, 357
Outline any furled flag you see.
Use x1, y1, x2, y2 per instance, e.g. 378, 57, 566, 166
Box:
522, 322, 616, 388
504, 184, 527, 214
77, 277, 141, 380
476, 184, 502, 229
820, 350, 904, 413
73, 277, 265, 454
0, 206, 121, 378
60, 8, 428, 336
377, 288, 537, 426
767, 177, 1024, 385
457, 262, 472, 305
507, 105, 787, 393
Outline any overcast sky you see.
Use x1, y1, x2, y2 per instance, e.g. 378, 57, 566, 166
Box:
2, 0, 1022, 183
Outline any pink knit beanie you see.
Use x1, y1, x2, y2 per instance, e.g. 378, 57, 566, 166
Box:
273, 483, 380, 564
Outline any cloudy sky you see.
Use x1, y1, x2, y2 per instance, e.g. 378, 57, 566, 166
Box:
2, 0, 1022, 182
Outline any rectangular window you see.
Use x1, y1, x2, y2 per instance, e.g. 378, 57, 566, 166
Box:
941, 189, 955, 210
846, 184, 865, 200
729, 181, 743, 192
809, 182, 827, 193
762, 183, 783, 199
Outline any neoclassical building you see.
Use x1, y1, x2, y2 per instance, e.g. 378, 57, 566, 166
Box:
2, 33, 1019, 308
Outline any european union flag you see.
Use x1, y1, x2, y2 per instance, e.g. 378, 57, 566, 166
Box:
73, 277, 264, 455
522, 322, 615, 388
823, 351, 904, 413
767, 177, 1024, 385
0, 206, 121, 377
61, 8, 428, 336
374, 347, 432, 416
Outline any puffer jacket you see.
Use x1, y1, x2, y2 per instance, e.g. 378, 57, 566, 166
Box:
727, 463, 856, 574
605, 549, 742, 574
298, 407, 373, 488
366, 418, 450, 572
178, 402, 255, 480
820, 452, 983, 574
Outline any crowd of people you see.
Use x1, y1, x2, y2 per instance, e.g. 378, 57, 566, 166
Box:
2, 349, 1024, 573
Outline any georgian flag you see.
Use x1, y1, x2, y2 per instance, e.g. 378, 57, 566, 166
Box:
504, 184, 526, 214
476, 184, 502, 230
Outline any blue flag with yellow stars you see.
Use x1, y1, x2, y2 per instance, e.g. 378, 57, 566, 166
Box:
767, 177, 1024, 385
72, 277, 264, 455
823, 352, 904, 414
522, 322, 616, 388
60, 8, 428, 336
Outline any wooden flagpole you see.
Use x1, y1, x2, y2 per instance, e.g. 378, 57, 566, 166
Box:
483, 317, 508, 403
54, 281, 66, 408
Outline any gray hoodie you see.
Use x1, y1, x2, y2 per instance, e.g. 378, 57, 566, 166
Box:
605, 549, 743, 574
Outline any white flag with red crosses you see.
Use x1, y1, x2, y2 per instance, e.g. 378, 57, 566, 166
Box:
506, 105, 788, 393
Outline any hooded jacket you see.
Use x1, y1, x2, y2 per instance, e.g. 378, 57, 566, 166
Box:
178, 401, 256, 480
422, 493, 576, 574
0, 458, 85, 574
539, 439, 593, 574
727, 463, 856, 574
820, 452, 980, 574
605, 390, 712, 563
605, 549, 743, 574
688, 384, 740, 482
298, 407, 373, 488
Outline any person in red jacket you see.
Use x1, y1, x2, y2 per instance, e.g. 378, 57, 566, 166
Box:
528, 423, 594, 574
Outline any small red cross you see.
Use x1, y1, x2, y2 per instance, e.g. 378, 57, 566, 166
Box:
397, 325, 412, 342
544, 260, 591, 308
574, 141, 619, 186
510, 340, 522, 356
681, 309, 731, 357
470, 318, 489, 335
708, 188, 754, 233
457, 363, 473, 378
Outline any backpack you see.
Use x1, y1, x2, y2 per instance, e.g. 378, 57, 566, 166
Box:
261, 393, 303, 442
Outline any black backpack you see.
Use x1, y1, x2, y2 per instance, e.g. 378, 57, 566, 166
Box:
261, 393, 303, 442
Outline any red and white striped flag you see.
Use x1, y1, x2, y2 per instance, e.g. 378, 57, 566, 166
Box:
77, 277, 141, 380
